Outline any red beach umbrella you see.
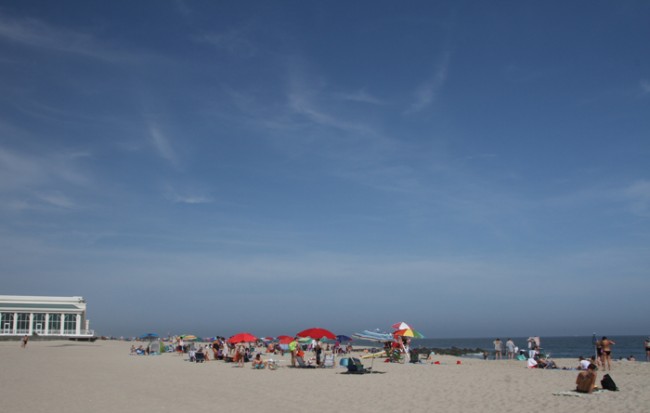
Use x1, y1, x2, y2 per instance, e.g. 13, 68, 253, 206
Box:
296, 327, 336, 340
277, 335, 294, 344
227, 332, 258, 344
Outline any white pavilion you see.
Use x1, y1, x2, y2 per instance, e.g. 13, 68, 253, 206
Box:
0, 295, 94, 339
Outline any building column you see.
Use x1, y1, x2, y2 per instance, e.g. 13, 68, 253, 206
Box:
60, 315, 64, 335
28, 313, 34, 335
75, 314, 81, 335
44, 313, 49, 335
13, 312, 17, 335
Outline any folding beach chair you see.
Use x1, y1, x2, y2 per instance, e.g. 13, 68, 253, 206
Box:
295, 356, 316, 368
323, 354, 335, 368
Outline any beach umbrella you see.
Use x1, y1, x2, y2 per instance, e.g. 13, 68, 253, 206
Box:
181, 334, 198, 341
352, 330, 394, 342
140, 333, 159, 340
336, 335, 352, 343
262, 336, 275, 342
296, 327, 336, 340
393, 328, 424, 339
392, 322, 411, 330
227, 332, 258, 344
277, 335, 294, 345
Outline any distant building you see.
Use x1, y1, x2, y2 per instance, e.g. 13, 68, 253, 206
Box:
0, 295, 94, 338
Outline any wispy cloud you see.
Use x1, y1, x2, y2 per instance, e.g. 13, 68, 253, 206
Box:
641, 79, 650, 95
196, 27, 256, 57
288, 91, 376, 135
148, 123, 180, 168
0, 145, 89, 211
0, 14, 147, 63
332, 90, 385, 105
173, 0, 193, 17
0, 146, 88, 190
624, 180, 650, 217
34, 191, 76, 209
406, 51, 450, 113
163, 184, 212, 204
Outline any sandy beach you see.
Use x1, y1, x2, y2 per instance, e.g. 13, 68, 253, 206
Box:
2, 340, 649, 413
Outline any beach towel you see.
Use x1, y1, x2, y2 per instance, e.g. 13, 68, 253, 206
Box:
552, 389, 605, 397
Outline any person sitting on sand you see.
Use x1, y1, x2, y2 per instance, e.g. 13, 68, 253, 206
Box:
576, 363, 598, 393
252, 353, 267, 369
578, 356, 590, 370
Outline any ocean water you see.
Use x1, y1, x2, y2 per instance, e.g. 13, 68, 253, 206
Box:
406, 335, 648, 360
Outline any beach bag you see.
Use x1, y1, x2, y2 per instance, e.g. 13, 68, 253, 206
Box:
601, 374, 618, 391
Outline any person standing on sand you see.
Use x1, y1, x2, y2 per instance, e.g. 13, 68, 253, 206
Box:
289, 338, 298, 367
600, 336, 615, 371
505, 338, 515, 359
21, 335, 28, 349
493, 338, 503, 360
645, 337, 650, 362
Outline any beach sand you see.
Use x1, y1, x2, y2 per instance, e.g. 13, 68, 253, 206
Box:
2, 340, 649, 413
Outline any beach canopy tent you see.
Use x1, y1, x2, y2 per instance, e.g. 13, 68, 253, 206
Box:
227, 332, 257, 344
296, 327, 336, 340
148, 339, 162, 354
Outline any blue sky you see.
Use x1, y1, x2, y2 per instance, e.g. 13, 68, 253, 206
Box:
1, 1, 649, 339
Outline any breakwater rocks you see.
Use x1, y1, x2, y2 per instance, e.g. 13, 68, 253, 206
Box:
412, 347, 486, 357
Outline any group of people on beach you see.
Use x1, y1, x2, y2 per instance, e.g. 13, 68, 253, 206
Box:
490, 337, 540, 360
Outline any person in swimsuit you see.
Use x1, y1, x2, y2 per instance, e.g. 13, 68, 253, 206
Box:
645, 337, 650, 362
576, 363, 598, 393
600, 336, 616, 371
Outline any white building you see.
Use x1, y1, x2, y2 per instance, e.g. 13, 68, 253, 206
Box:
0, 295, 94, 338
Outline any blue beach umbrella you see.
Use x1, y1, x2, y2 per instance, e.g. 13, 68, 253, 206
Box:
140, 333, 159, 340
336, 335, 352, 343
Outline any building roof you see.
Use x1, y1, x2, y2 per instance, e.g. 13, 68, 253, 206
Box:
0, 303, 81, 311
